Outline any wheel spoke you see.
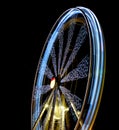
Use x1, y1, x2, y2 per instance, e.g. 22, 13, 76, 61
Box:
60, 23, 75, 74
51, 46, 57, 76
60, 86, 82, 110
42, 95, 54, 130
61, 25, 87, 78
60, 86, 82, 121
45, 65, 54, 79
32, 90, 54, 130
58, 26, 64, 74
33, 85, 52, 100
38, 60, 54, 79
61, 55, 89, 83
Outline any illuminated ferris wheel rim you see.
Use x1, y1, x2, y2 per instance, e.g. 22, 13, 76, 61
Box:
32, 6, 105, 130
75, 6, 105, 129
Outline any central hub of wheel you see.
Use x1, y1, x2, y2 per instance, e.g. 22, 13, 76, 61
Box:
50, 77, 56, 89
50, 75, 61, 89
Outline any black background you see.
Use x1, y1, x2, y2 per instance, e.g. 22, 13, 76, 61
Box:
6, 0, 117, 129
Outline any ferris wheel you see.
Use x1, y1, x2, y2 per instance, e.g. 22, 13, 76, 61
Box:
31, 6, 106, 130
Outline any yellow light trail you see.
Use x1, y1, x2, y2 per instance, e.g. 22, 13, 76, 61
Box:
32, 90, 54, 130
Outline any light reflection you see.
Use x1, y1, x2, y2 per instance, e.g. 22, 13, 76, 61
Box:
50, 77, 55, 89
